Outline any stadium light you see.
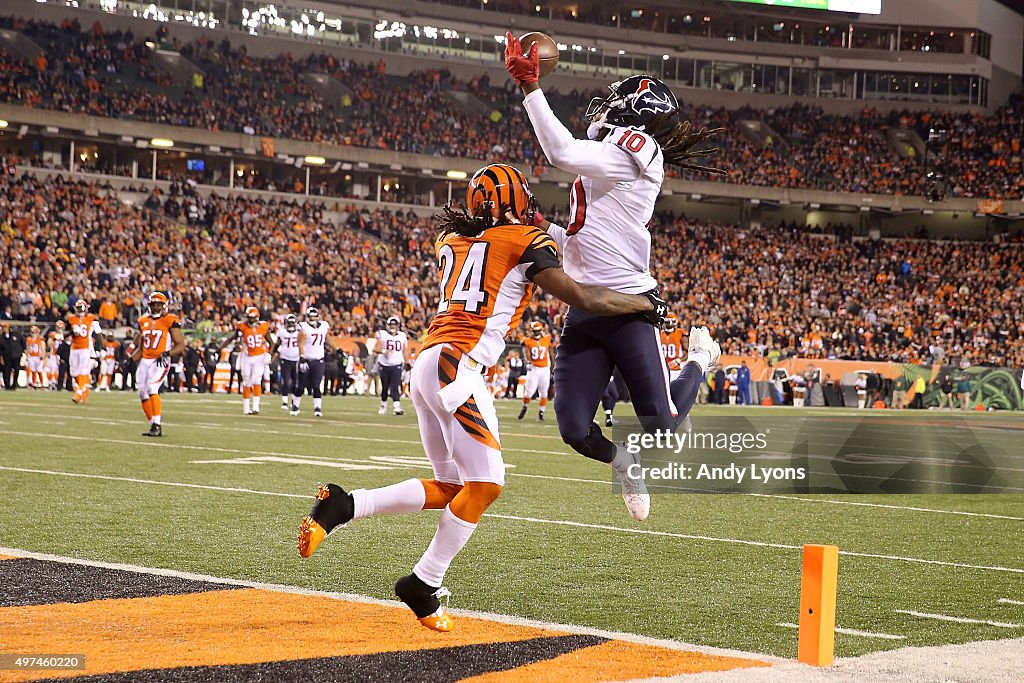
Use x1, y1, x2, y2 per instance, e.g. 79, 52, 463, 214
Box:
303, 156, 326, 165
150, 138, 174, 148
446, 170, 468, 179
0, 120, 7, 129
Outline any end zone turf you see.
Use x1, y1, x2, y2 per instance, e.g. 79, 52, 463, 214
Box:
0, 550, 773, 682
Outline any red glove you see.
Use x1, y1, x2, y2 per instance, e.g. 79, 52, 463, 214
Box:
504, 31, 539, 87
532, 209, 546, 227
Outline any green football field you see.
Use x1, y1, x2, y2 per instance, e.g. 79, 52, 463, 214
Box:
0, 390, 1022, 662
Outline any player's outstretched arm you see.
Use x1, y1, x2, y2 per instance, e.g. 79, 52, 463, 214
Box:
531, 268, 665, 325
504, 32, 638, 183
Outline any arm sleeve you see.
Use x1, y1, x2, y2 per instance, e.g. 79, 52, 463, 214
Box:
523, 89, 640, 183
519, 227, 561, 281
545, 220, 568, 254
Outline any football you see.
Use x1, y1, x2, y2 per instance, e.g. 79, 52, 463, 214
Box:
519, 31, 559, 77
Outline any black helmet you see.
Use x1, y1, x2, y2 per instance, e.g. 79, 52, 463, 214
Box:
586, 75, 679, 129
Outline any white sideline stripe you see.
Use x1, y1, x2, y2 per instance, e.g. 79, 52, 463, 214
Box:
895, 610, 1023, 628
774, 622, 905, 640
2, 422, 1021, 522
0, 546, 781, 664
998, 598, 1024, 606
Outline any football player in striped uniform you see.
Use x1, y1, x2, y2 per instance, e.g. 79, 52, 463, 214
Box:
297, 163, 666, 633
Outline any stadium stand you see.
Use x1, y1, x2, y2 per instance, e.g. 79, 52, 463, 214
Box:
2, 169, 1021, 367
0, 16, 1021, 199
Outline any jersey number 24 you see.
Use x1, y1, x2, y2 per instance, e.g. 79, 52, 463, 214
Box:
437, 242, 490, 315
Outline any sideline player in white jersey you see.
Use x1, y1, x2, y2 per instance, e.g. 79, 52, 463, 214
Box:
296, 307, 334, 417
374, 316, 409, 416
506, 34, 724, 520
273, 314, 301, 413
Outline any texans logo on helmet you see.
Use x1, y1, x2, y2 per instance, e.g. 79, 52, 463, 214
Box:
632, 78, 674, 117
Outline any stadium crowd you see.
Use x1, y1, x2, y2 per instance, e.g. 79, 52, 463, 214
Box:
1, 16, 1022, 199
2, 170, 1022, 369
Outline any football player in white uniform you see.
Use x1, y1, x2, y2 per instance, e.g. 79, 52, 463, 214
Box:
374, 316, 409, 416
274, 314, 301, 413
296, 307, 334, 417
506, 34, 723, 520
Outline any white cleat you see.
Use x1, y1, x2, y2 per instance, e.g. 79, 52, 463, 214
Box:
687, 326, 721, 374
614, 450, 650, 521
378, 407, 386, 415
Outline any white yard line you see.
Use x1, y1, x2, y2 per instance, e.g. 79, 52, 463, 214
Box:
0, 465, 309, 499
745, 494, 1024, 521
5, 463, 1018, 575
774, 623, 905, 640
998, 598, 1024, 606
0, 429, 404, 467
895, 610, 1023, 629
4, 420, 1022, 520
485, 513, 1024, 574
0, 546, 781, 665
9, 411, 1024, 492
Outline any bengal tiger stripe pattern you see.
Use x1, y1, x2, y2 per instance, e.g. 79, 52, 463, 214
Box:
437, 345, 501, 450
466, 163, 535, 224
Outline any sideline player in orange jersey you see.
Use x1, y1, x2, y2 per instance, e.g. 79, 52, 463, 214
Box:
660, 313, 685, 382
297, 163, 666, 632
67, 299, 102, 403
130, 291, 186, 437
98, 334, 120, 391
518, 320, 552, 421
24, 326, 45, 389
230, 306, 274, 415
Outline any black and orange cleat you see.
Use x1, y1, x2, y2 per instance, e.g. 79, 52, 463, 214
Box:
298, 483, 353, 558
395, 573, 455, 633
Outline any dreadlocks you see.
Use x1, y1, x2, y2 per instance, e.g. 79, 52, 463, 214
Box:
644, 111, 727, 175
435, 203, 494, 238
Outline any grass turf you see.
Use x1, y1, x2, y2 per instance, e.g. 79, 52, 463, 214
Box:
0, 390, 1022, 658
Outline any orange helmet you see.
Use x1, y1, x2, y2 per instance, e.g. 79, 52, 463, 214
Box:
529, 321, 544, 337
466, 163, 535, 225
245, 306, 259, 321
147, 291, 169, 316
664, 312, 678, 332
